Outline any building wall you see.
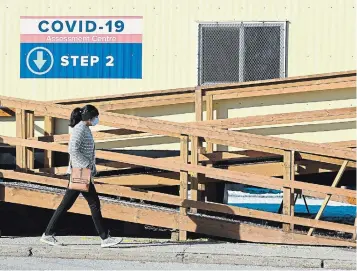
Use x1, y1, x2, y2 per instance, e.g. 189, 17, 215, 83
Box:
0, 0, 355, 100
0, 0, 355, 150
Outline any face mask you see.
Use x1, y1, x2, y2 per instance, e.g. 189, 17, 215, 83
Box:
91, 117, 99, 126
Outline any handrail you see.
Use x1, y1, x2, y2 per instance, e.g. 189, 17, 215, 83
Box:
0, 96, 355, 161
51, 70, 356, 105
0, 136, 355, 199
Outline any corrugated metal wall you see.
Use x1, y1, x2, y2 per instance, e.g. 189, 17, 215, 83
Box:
0, 0, 355, 150
0, 0, 355, 100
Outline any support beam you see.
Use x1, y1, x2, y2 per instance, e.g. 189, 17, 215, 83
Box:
0, 169, 355, 235
307, 160, 349, 236
58, 73, 356, 111
194, 87, 206, 202
15, 109, 26, 170
195, 107, 356, 129
25, 111, 35, 170
0, 107, 15, 117
179, 135, 189, 241
0, 136, 355, 200
43, 116, 54, 168
50, 70, 355, 105
2, 96, 356, 161
190, 136, 199, 213
283, 150, 295, 232
2, 185, 355, 247
205, 95, 214, 153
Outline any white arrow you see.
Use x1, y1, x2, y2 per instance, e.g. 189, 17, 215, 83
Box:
33, 51, 47, 70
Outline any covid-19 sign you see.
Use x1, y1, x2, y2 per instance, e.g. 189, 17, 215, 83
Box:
20, 16, 143, 79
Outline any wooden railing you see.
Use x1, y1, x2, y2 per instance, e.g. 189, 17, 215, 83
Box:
0, 97, 356, 246
0, 70, 356, 246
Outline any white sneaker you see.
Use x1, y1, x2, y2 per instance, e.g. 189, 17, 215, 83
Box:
101, 235, 123, 248
40, 233, 60, 246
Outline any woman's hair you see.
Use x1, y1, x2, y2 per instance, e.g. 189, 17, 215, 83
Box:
69, 105, 99, 128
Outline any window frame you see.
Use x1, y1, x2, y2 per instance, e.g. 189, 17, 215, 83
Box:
197, 21, 288, 86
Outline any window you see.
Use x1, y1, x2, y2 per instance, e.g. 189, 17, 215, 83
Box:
198, 22, 287, 85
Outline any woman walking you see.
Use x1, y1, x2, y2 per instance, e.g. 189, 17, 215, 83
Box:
40, 105, 122, 248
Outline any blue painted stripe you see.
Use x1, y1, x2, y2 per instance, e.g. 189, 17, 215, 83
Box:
20, 43, 142, 79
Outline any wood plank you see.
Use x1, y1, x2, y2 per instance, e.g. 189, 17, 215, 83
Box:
307, 160, 349, 236
0, 136, 355, 199
190, 136, 199, 213
0, 107, 15, 117
49, 70, 355, 105
2, 185, 355, 247
195, 87, 206, 202
43, 116, 54, 168
179, 135, 189, 241
15, 109, 26, 170
32, 107, 355, 145
95, 173, 180, 186
97, 93, 195, 111
34, 151, 279, 175
25, 111, 35, 170
78, 76, 353, 111
283, 151, 295, 232
1, 96, 356, 161
185, 200, 355, 234
228, 162, 284, 177
0, 169, 179, 205
33, 128, 144, 143
327, 140, 356, 148
1, 168, 354, 236
212, 79, 356, 101
206, 95, 214, 153
82, 77, 356, 111
211, 75, 355, 97
0, 169, 354, 234
195, 107, 356, 129
298, 152, 356, 168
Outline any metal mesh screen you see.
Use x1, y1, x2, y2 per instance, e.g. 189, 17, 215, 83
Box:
198, 22, 286, 85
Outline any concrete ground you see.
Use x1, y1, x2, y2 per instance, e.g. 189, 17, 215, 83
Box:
0, 236, 355, 270
0, 257, 351, 270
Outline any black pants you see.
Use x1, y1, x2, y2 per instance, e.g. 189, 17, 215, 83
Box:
45, 182, 108, 239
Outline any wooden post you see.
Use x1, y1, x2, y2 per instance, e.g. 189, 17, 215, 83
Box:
307, 160, 348, 236
179, 135, 189, 241
191, 87, 205, 207
190, 136, 199, 213
283, 150, 295, 232
352, 217, 357, 241
206, 95, 214, 153
44, 116, 54, 168
25, 111, 35, 170
16, 109, 26, 170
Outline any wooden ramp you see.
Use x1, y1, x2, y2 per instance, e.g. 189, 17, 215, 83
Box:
0, 181, 354, 247
0, 70, 356, 246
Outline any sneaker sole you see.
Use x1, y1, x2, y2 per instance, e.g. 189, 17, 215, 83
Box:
40, 238, 59, 246
101, 239, 123, 248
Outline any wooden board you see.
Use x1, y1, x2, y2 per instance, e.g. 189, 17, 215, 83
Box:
89, 78, 356, 111
0, 136, 355, 200
32, 107, 355, 146
196, 107, 356, 129
1, 96, 355, 161
43, 116, 54, 168
15, 109, 26, 169
0, 170, 354, 234
49, 70, 355, 106
2, 185, 355, 247
0, 107, 15, 117
25, 111, 35, 169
